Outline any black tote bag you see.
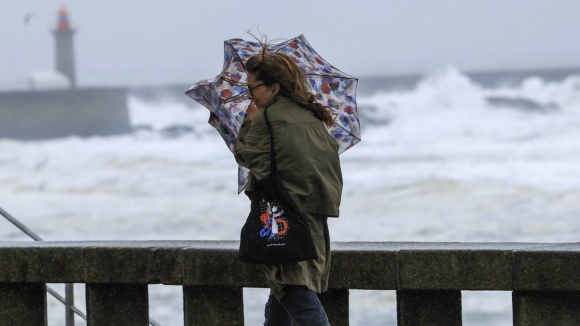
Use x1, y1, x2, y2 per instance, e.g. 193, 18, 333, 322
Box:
238, 107, 319, 265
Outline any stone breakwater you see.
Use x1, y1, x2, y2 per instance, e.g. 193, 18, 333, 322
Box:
0, 87, 131, 140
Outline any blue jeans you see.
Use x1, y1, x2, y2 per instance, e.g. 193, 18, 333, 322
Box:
264, 285, 331, 326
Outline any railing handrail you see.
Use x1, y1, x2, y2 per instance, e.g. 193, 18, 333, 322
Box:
0, 206, 43, 241
0, 206, 162, 326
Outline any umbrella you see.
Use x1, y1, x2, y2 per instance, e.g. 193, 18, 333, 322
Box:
186, 34, 360, 193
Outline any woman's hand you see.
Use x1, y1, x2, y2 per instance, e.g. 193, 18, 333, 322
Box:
245, 100, 259, 121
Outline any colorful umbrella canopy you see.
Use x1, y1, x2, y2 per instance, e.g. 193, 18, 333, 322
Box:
186, 34, 360, 193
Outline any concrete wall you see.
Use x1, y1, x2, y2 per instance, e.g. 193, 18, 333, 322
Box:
2, 241, 580, 326
0, 87, 131, 140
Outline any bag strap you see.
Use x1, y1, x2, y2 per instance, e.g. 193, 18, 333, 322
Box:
262, 107, 278, 174
261, 106, 307, 219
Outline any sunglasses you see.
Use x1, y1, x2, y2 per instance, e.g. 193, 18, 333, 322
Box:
245, 83, 264, 97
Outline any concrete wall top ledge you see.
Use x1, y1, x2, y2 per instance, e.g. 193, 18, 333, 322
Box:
0, 240, 572, 250
1, 241, 579, 291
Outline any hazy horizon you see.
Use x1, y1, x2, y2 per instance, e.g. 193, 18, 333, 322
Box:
2, 1, 580, 90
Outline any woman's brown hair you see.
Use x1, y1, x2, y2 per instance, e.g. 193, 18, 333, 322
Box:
245, 52, 334, 126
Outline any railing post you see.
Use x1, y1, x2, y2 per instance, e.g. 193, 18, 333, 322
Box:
318, 288, 349, 326
183, 286, 244, 326
397, 290, 462, 326
66, 283, 75, 326
86, 283, 149, 326
513, 291, 580, 326
0, 282, 47, 325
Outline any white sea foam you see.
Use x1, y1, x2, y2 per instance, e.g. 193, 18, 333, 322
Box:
1, 68, 579, 325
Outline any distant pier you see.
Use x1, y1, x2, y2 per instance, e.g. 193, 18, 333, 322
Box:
0, 88, 131, 140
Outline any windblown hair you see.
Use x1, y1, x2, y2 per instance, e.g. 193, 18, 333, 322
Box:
245, 52, 334, 126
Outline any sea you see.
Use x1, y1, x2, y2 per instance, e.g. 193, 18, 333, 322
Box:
1, 66, 580, 325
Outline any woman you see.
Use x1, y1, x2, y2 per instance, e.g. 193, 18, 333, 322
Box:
234, 52, 343, 326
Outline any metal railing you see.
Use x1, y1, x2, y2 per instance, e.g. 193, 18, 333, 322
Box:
0, 206, 162, 326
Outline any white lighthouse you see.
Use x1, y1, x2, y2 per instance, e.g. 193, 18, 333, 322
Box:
5, 5, 132, 140
52, 5, 76, 87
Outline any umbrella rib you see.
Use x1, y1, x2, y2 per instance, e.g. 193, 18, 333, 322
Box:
273, 36, 299, 54
222, 94, 248, 104
306, 73, 358, 80
232, 44, 249, 73
220, 76, 246, 86
215, 76, 250, 104
332, 116, 361, 141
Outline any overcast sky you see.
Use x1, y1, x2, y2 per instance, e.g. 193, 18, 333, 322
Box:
1, 0, 580, 90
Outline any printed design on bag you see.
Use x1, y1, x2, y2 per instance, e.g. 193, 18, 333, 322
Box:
258, 199, 288, 244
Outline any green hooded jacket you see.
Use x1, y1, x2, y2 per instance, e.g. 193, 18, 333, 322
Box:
234, 96, 343, 217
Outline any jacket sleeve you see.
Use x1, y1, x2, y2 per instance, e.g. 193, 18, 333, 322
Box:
233, 116, 271, 180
